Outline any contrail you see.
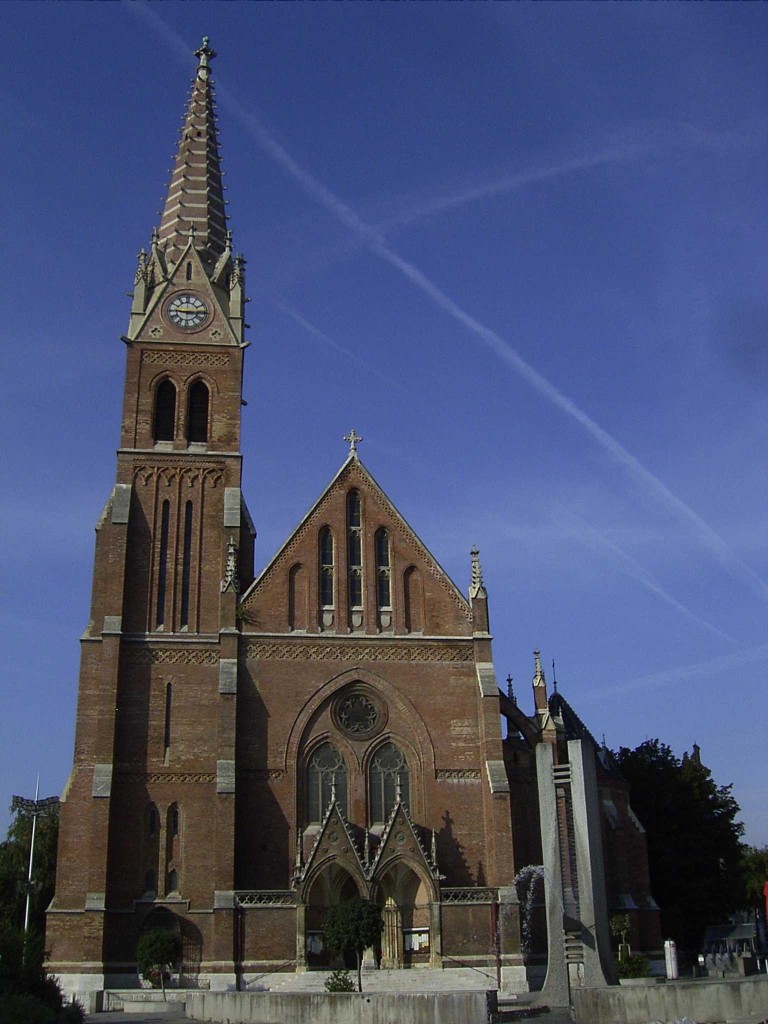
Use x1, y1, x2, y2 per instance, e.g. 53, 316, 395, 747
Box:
597, 644, 768, 698
550, 508, 739, 646
128, 6, 768, 604
274, 303, 402, 392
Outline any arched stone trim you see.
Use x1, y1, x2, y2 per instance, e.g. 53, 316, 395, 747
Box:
370, 853, 440, 905
300, 859, 369, 904
284, 667, 436, 801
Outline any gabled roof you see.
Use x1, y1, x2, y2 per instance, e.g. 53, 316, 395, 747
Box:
239, 452, 471, 621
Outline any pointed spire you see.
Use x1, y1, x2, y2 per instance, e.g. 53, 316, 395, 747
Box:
156, 37, 228, 268
469, 546, 487, 599
533, 649, 545, 687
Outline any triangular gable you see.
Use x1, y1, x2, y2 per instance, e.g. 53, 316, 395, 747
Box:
129, 241, 240, 346
299, 800, 366, 886
239, 453, 471, 627
369, 798, 440, 882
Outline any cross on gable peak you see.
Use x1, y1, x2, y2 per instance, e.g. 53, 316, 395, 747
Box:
344, 428, 363, 454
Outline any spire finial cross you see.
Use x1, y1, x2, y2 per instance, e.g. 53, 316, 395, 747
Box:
344, 428, 363, 454
194, 37, 217, 80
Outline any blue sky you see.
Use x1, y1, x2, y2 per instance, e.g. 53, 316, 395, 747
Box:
1, 3, 766, 849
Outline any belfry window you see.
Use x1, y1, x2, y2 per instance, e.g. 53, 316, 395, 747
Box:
154, 380, 176, 442
306, 742, 347, 823
370, 742, 409, 824
347, 491, 363, 609
375, 528, 391, 609
187, 380, 209, 443
319, 528, 334, 608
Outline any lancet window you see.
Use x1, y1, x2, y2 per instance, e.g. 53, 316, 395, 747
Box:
370, 742, 409, 824
319, 528, 334, 608
347, 491, 363, 609
306, 742, 347, 824
375, 527, 391, 609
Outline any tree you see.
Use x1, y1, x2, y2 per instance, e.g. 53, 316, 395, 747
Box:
135, 928, 181, 999
614, 739, 744, 952
739, 845, 768, 915
0, 802, 59, 933
323, 898, 383, 992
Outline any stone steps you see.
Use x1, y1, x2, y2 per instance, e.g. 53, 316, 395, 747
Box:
244, 966, 501, 994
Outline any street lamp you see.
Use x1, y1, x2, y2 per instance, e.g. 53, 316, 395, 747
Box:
11, 778, 59, 934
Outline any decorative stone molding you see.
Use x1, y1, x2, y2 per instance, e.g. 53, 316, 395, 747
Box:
435, 768, 482, 780
124, 647, 219, 666
237, 769, 284, 780
133, 465, 223, 488
244, 640, 473, 663
235, 891, 295, 907
84, 893, 106, 911
142, 350, 229, 366
117, 772, 216, 784
442, 887, 498, 904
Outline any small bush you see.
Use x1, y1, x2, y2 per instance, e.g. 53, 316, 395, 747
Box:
324, 969, 355, 992
615, 952, 651, 978
0, 993, 56, 1024
59, 999, 86, 1024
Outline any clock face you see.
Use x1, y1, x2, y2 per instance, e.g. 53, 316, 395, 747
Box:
167, 293, 209, 329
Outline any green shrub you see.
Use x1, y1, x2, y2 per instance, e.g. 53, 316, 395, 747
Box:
58, 999, 85, 1024
615, 952, 651, 978
0, 993, 56, 1024
324, 969, 355, 992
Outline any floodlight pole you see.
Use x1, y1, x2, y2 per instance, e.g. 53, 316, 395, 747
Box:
11, 777, 59, 938
23, 776, 40, 935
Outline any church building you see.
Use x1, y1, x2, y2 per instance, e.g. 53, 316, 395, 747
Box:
47, 40, 660, 997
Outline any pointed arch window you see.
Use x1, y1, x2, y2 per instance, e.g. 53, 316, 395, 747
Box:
154, 380, 176, 442
180, 502, 193, 629
319, 528, 334, 608
347, 491, 363, 609
187, 380, 209, 443
306, 742, 347, 824
147, 805, 159, 837
375, 528, 391, 609
144, 869, 157, 897
167, 868, 179, 894
370, 742, 409, 824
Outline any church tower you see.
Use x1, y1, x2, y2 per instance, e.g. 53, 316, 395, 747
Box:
47, 39, 254, 991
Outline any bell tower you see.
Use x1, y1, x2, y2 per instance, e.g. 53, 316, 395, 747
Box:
47, 39, 254, 994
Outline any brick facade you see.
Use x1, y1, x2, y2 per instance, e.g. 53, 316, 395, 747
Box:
46, 40, 659, 995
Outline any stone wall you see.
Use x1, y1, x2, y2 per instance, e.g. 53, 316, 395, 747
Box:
185, 989, 496, 1024
573, 975, 768, 1024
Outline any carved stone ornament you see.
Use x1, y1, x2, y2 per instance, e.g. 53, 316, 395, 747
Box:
333, 688, 386, 740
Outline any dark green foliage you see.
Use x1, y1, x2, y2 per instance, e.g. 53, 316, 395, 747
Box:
0, 804, 59, 934
614, 953, 651, 979
0, 924, 83, 1023
614, 739, 744, 951
323, 898, 383, 992
136, 928, 181, 997
739, 845, 768, 910
323, 968, 355, 992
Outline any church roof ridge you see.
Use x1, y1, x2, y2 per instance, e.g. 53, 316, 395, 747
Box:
156, 37, 229, 269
